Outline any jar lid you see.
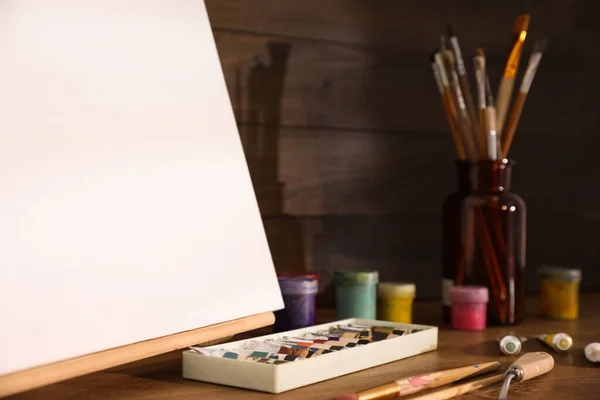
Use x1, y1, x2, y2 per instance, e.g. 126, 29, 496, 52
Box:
278, 272, 320, 281
333, 270, 379, 286
450, 285, 489, 304
539, 266, 581, 282
277, 277, 318, 295
378, 282, 416, 297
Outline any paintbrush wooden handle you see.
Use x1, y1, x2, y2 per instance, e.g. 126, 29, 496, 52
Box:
457, 74, 480, 152
484, 107, 498, 160
496, 77, 515, 136
406, 373, 505, 400
458, 74, 478, 125
501, 92, 526, 158
441, 89, 467, 160
457, 116, 477, 161
355, 361, 501, 399
478, 108, 488, 160
395, 361, 500, 393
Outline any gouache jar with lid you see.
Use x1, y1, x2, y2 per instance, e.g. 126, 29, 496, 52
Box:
277, 272, 319, 318
378, 282, 416, 323
274, 276, 319, 332
450, 286, 489, 331
539, 266, 581, 320
334, 270, 379, 319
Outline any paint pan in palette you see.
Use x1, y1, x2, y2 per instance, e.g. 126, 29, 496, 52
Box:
191, 348, 303, 362
182, 318, 438, 394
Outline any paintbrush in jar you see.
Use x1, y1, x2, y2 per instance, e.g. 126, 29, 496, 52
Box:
501, 39, 547, 157
431, 52, 467, 160
484, 72, 498, 161
473, 48, 488, 160
447, 25, 480, 150
475, 71, 511, 323
496, 13, 530, 137
442, 48, 478, 160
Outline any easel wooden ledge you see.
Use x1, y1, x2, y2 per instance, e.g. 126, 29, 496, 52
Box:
0, 312, 274, 398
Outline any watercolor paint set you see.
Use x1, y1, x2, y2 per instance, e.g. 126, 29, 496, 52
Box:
182, 318, 438, 393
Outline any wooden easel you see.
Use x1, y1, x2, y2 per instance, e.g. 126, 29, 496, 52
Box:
0, 312, 274, 398
0, 2, 283, 397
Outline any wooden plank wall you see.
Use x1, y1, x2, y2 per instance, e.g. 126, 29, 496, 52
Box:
204, 0, 600, 305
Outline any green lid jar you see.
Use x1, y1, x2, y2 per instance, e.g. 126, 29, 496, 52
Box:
333, 270, 379, 320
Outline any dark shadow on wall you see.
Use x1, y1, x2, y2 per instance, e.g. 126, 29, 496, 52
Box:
237, 41, 307, 277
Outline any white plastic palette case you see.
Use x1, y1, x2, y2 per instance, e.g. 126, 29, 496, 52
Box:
182, 318, 438, 393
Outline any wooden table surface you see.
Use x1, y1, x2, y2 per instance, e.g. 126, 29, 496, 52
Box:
8, 294, 600, 399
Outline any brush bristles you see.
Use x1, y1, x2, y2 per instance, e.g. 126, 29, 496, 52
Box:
443, 49, 455, 67
440, 35, 449, 51
434, 13, 544, 160
474, 55, 486, 108
473, 56, 485, 72
474, 48, 486, 75
514, 13, 530, 32
534, 38, 548, 54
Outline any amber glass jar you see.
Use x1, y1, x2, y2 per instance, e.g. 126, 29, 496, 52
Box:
442, 159, 526, 326
442, 161, 476, 323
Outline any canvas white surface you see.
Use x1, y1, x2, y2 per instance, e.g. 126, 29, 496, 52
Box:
0, 0, 283, 376
183, 319, 439, 393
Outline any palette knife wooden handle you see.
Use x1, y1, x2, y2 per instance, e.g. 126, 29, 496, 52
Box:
508, 352, 555, 382
498, 352, 555, 400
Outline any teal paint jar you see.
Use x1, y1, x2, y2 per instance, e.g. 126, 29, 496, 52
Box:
334, 270, 379, 319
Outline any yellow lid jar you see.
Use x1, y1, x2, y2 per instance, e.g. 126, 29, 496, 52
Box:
539, 266, 582, 320
377, 282, 416, 323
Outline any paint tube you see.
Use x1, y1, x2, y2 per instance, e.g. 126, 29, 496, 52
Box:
584, 343, 600, 363
497, 335, 526, 356
535, 333, 573, 352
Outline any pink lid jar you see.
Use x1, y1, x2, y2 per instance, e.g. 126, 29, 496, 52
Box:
450, 286, 489, 330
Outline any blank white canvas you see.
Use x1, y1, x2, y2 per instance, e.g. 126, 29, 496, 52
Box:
0, 0, 283, 376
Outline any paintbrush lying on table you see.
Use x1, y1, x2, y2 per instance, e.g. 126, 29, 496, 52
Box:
333, 361, 500, 399
333, 353, 554, 400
